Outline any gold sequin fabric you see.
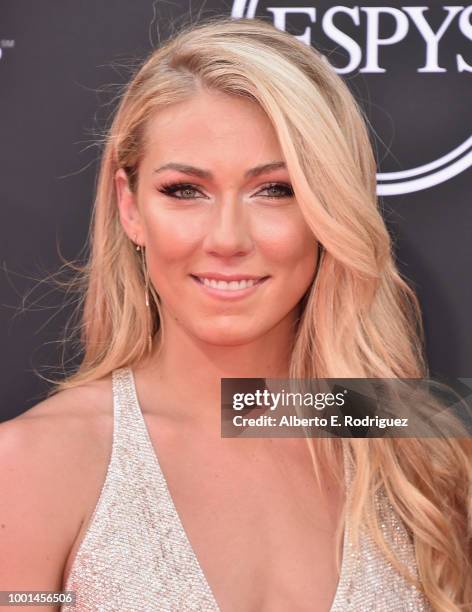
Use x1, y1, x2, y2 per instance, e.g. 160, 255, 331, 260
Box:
61, 367, 431, 611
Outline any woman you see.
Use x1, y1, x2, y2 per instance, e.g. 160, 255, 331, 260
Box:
1, 15, 470, 612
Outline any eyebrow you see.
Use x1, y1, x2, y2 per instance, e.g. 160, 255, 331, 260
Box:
152, 161, 287, 180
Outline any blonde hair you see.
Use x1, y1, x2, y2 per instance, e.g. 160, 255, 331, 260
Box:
47, 16, 471, 609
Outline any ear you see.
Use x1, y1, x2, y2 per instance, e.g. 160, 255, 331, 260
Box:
115, 168, 144, 244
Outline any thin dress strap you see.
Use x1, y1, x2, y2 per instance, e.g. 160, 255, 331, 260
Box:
61, 367, 220, 611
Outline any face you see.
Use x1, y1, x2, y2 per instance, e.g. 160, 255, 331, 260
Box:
116, 88, 318, 346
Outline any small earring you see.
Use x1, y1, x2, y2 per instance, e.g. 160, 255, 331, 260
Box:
134, 234, 152, 351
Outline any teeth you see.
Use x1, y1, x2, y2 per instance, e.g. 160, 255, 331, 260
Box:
199, 277, 260, 291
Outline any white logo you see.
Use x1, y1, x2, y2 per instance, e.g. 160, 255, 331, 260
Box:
229, 5, 472, 195
0, 39, 15, 62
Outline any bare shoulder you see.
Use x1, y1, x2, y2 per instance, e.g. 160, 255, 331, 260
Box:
0, 375, 114, 604
13, 374, 113, 424
1, 375, 114, 489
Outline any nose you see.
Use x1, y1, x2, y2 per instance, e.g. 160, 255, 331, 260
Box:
202, 196, 254, 258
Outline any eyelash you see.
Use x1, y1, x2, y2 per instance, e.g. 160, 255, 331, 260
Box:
158, 181, 294, 201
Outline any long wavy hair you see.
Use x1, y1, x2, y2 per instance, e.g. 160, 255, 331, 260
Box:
47, 16, 471, 609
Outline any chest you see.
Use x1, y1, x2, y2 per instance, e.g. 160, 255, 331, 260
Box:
152, 422, 345, 612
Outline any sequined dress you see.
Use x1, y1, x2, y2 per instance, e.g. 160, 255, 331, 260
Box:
61, 367, 431, 611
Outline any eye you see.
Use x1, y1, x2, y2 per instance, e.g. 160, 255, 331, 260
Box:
257, 182, 294, 199
157, 181, 294, 201
158, 182, 206, 200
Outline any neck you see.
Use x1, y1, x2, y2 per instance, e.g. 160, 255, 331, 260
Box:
136, 309, 299, 422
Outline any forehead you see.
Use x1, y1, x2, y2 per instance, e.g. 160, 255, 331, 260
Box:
142, 89, 283, 166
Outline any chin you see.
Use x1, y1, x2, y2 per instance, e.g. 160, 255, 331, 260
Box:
191, 317, 267, 347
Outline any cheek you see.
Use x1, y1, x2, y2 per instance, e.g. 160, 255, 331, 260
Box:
255, 212, 318, 273
141, 211, 203, 301
144, 209, 201, 265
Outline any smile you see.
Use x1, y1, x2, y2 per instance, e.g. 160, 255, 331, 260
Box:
189, 274, 270, 298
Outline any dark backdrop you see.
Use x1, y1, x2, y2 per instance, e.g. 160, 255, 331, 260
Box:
1, 1, 471, 420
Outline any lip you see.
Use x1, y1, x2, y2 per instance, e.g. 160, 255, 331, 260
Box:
189, 274, 270, 300
192, 272, 268, 281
